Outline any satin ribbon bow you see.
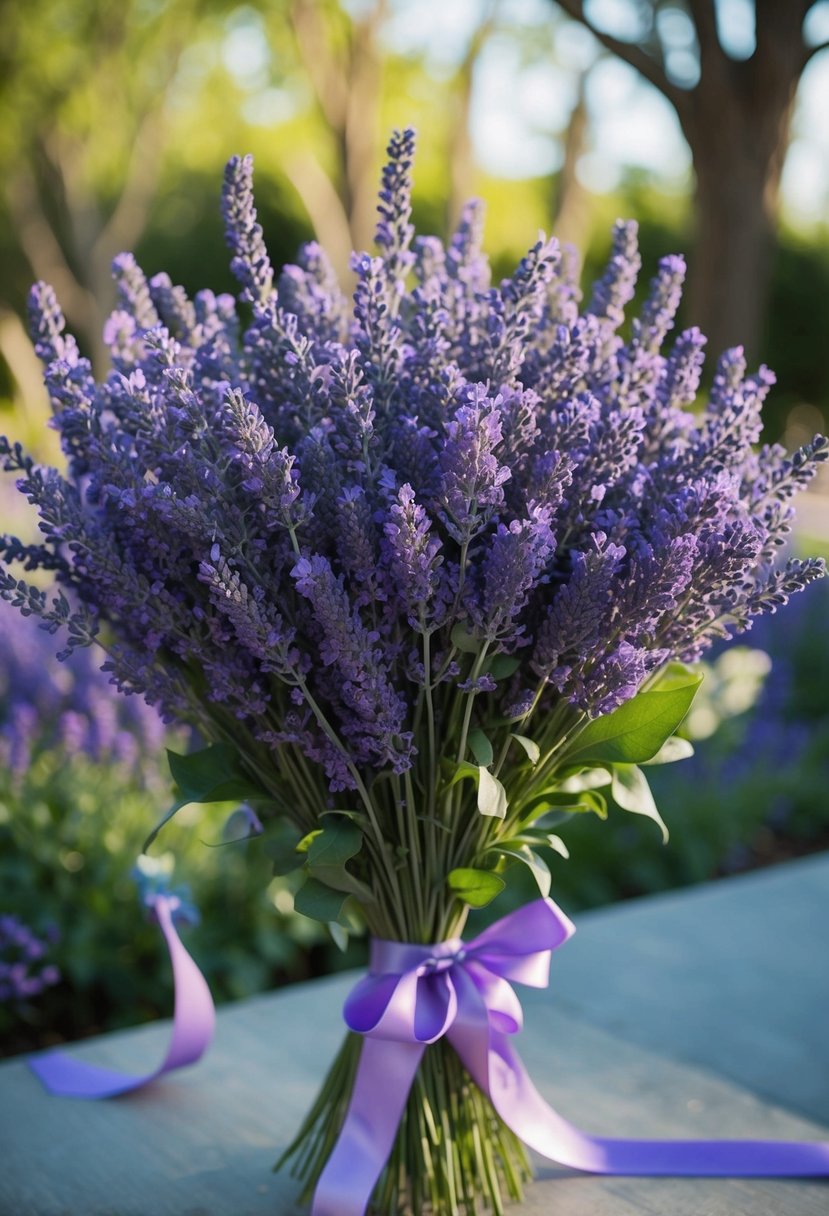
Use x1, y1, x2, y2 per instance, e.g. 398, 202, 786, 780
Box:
311, 896, 829, 1216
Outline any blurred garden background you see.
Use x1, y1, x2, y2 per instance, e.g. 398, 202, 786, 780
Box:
2, 0, 829, 1055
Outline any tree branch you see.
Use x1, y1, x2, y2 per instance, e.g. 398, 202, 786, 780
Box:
5, 168, 98, 336
93, 108, 166, 263
289, 0, 350, 134
554, 0, 688, 114
283, 150, 355, 283
686, 0, 720, 54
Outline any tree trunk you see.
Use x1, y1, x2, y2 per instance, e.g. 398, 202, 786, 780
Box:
550, 72, 589, 250
682, 10, 803, 363
688, 133, 779, 363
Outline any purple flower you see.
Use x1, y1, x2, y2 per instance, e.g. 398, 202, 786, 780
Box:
382, 484, 444, 630
439, 390, 511, 542
221, 154, 274, 305
0, 125, 824, 801
0, 915, 61, 1003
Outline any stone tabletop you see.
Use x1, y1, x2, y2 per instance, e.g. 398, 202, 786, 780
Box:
1, 854, 827, 1216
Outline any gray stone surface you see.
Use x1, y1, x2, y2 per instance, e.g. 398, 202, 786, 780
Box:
541, 853, 829, 1124
1, 856, 828, 1215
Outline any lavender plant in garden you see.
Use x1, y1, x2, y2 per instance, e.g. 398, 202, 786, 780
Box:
1, 129, 825, 1214
0, 594, 166, 788
0, 916, 60, 1004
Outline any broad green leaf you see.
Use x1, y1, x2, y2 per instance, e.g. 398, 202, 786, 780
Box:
167, 743, 262, 805
566, 668, 703, 766
478, 766, 508, 818
447, 867, 506, 908
262, 821, 305, 875
493, 844, 552, 897
641, 735, 695, 765
486, 654, 521, 680
651, 661, 703, 692
144, 743, 264, 852
451, 622, 481, 653
309, 863, 374, 902
468, 728, 494, 767
611, 764, 669, 843
307, 817, 363, 867
294, 876, 352, 926
510, 733, 540, 764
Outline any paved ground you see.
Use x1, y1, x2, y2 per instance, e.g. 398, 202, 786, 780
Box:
1, 854, 827, 1215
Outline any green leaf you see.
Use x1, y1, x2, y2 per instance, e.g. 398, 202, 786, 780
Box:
296, 829, 322, 854
262, 821, 305, 875
447, 867, 506, 908
521, 788, 608, 820
651, 661, 703, 692
142, 799, 189, 854
144, 743, 264, 852
486, 654, 521, 680
477, 766, 508, 818
294, 877, 352, 926
329, 922, 349, 952
559, 767, 612, 792
307, 817, 363, 867
468, 728, 494, 767
309, 863, 374, 902
511, 829, 570, 859
566, 666, 703, 766
440, 759, 480, 792
493, 844, 552, 897
510, 733, 540, 764
641, 735, 695, 765
545, 833, 570, 859
167, 743, 262, 805
451, 622, 481, 653
610, 764, 669, 843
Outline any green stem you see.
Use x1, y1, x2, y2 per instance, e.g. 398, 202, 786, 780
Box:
277, 1035, 531, 1215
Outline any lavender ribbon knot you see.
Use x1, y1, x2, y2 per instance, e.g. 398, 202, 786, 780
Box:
312, 896, 829, 1216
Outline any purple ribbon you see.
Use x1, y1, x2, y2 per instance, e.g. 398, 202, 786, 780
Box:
311, 896, 829, 1216
28, 894, 215, 1098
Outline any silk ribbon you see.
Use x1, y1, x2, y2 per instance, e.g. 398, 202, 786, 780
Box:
311, 896, 829, 1216
28, 893, 215, 1098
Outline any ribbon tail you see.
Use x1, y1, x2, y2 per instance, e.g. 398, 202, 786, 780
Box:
311, 1038, 425, 1216
457, 1029, 829, 1178
28, 896, 215, 1099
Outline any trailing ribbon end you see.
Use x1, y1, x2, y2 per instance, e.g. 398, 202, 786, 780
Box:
28, 894, 215, 1099
312, 895, 829, 1216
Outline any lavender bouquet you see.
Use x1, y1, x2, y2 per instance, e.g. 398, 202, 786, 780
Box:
1, 129, 826, 1214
